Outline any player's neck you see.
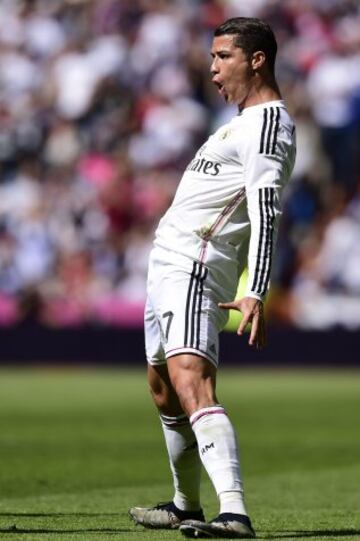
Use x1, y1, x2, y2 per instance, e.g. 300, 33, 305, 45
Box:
239, 77, 282, 110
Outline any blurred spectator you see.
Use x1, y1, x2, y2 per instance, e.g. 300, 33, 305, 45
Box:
307, 38, 360, 193
289, 188, 360, 329
0, 0, 360, 329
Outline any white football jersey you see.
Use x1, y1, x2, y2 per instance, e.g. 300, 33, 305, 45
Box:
154, 100, 296, 300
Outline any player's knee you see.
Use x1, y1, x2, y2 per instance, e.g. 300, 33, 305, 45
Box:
170, 375, 216, 417
172, 385, 198, 416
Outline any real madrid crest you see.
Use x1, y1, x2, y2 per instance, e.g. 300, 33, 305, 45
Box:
220, 128, 233, 140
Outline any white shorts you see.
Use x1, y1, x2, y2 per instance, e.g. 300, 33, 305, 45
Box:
144, 246, 233, 368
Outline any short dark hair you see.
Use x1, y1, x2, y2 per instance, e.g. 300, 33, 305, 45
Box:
214, 17, 277, 73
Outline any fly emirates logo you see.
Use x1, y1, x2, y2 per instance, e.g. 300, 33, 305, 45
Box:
185, 145, 222, 177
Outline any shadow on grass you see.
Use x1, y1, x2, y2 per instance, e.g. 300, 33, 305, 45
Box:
1, 526, 359, 538
0, 526, 132, 535
0, 513, 134, 535
262, 530, 360, 539
0, 513, 119, 517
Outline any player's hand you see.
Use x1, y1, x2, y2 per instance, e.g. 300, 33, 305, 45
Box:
218, 297, 267, 349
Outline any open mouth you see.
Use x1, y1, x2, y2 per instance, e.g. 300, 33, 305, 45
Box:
213, 81, 228, 100
214, 81, 228, 102
214, 81, 224, 94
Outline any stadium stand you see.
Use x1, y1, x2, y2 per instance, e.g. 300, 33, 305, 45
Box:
0, 0, 360, 336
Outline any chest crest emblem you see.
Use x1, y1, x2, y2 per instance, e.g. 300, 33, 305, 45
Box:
220, 128, 234, 140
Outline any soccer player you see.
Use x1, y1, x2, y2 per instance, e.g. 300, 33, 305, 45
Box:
129, 17, 296, 539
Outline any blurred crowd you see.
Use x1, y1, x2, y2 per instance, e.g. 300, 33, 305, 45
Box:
0, 0, 360, 329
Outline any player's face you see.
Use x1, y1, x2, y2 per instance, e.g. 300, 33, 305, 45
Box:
210, 35, 254, 107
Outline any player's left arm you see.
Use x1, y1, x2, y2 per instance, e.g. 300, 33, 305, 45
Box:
220, 118, 295, 348
218, 161, 281, 348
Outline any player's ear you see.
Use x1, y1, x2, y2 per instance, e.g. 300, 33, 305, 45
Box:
251, 51, 266, 72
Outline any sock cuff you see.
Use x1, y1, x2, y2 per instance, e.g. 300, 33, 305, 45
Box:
190, 405, 226, 427
160, 413, 189, 428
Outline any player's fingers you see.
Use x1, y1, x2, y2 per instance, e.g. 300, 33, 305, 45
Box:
248, 313, 259, 345
237, 312, 250, 335
218, 301, 238, 310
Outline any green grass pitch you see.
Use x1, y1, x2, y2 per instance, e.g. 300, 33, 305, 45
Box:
0, 367, 359, 540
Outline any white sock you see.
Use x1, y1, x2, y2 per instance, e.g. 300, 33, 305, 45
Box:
190, 405, 248, 516
161, 413, 202, 512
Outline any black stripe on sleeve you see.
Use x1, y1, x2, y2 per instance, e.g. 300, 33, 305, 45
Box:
265, 107, 275, 155
250, 187, 277, 295
259, 108, 268, 154
271, 107, 280, 155
256, 188, 275, 295
260, 189, 276, 296
260, 106, 280, 155
251, 189, 265, 292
